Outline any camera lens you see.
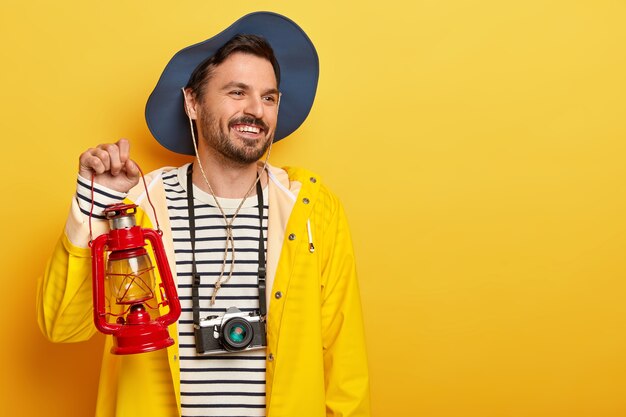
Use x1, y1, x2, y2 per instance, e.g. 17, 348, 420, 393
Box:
221, 317, 254, 350
229, 324, 246, 343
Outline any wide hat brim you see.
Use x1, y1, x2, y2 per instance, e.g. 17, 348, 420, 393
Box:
145, 11, 319, 155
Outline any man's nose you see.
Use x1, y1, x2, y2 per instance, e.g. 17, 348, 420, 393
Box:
243, 96, 264, 119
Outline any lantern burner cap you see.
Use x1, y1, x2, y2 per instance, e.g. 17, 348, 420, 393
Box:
130, 304, 146, 312
126, 303, 152, 325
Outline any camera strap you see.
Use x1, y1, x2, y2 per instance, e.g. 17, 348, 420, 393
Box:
186, 164, 267, 328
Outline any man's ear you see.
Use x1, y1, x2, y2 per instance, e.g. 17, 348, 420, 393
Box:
182, 88, 198, 120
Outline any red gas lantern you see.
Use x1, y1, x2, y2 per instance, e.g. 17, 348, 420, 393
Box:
90, 203, 181, 355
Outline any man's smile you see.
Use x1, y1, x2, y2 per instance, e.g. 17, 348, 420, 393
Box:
229, 117, 269, 140
232, 123, 262, 135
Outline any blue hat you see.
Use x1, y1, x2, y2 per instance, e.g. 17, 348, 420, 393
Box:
145, 11, 320, 155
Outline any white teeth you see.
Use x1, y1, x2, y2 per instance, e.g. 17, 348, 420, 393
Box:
236, 125, 260, 134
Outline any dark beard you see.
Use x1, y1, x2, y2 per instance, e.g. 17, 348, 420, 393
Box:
198, 111, 272, 164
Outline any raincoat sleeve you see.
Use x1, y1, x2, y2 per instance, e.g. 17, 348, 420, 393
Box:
37, 178, 127, 343
320, 200, 371, 416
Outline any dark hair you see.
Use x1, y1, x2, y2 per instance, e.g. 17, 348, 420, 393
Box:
185, 34, 281, 101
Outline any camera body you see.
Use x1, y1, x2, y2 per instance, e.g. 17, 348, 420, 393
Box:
194, 306, 267, 354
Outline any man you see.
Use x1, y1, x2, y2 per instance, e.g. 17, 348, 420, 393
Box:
37, 12, 370, 417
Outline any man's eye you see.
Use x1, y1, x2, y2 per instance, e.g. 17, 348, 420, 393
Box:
230, 90, 244, 97
263, 95, 277, 103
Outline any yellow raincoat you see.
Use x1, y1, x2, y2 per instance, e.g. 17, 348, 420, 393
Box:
37, 164, 370, 417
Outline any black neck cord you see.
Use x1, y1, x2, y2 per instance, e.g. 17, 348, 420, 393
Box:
186, 164, 267, 327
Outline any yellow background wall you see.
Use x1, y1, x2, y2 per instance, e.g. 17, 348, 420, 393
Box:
1, 0, 625, 416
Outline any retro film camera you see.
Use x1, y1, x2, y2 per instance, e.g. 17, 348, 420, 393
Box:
194, 307, 267, 354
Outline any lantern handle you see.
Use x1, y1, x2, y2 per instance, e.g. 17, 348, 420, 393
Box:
87, 161, 162, 245
136, 164, 162, 234
88, 172, 95, 246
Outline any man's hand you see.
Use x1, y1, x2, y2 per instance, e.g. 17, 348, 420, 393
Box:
78, 139, 140, 193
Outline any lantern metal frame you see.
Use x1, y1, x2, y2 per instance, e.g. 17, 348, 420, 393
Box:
91, 203, 181, 355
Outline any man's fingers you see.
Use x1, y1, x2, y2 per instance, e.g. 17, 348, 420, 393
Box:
99, 143, 122, 175
79, 148, 108, 175
77, 140, 139, 193
125, 159, 141, 180
116, 138, 131, 164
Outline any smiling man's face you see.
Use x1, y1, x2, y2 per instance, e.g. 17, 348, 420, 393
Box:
191, 52, 279, 165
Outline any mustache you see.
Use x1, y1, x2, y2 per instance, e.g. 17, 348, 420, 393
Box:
229, 116, 269, 132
